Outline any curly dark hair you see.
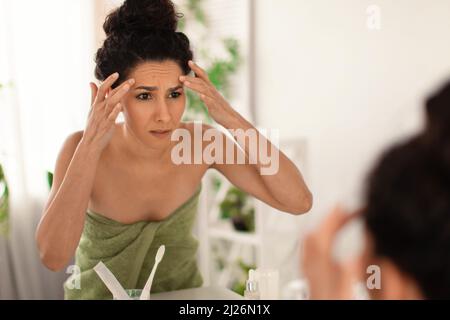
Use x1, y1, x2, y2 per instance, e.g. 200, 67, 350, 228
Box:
364, 79, 450, 299
94, 0, 193, 88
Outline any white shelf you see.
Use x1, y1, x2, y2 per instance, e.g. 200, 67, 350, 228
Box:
196, 170, 265, 288
196, 138, 309, 287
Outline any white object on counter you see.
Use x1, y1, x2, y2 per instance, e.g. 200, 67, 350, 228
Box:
244, 269, 260, 300
93, 244, 166, 300
140, 245, 166, 300
282, 279, 310, 300
254, 268, 280, 300
93, 262, 131, 300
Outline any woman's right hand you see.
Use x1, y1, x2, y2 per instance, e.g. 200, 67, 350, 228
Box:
302, 206, 361, 299
82, 73, 135, 153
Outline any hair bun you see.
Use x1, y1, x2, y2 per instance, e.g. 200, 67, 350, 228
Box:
104, 0, 181, 37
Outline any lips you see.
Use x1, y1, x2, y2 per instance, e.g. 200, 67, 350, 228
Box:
149, 129, 172, 138
151, 130, 171, 134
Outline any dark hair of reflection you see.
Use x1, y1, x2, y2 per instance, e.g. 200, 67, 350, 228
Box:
364, 79, 450, 299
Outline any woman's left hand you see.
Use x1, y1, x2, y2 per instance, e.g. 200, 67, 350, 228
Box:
180, 61, 238, 127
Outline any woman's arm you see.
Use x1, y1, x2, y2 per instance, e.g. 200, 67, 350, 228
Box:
36, 133, 101, 271
36, 73, 135, 271
180, 61, 313, 214
214, 118, 312, 215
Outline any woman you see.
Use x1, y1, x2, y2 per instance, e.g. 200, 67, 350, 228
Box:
35, 0, 312, 299
303, 79, 450, 299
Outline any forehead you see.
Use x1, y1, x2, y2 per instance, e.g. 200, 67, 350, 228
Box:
129, 60, 183, 83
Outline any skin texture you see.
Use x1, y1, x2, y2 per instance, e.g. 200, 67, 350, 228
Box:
36, 60, 313, 271
302, 207, 423, 300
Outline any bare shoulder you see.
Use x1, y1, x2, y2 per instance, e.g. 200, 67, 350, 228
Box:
182, 121, 221, 137
56, 130, 84, 161
55, 131, 85, 171
64, 130, 84, 149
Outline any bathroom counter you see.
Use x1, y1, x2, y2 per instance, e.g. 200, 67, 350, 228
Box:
151, 286, 244, 300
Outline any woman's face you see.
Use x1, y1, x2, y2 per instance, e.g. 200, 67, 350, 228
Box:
121, 60, 186, 148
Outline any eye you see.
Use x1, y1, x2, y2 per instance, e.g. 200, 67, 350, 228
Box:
136, 93, 152, 100
169, 91, 182, 99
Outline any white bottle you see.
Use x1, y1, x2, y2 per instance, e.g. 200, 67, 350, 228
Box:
255, 268, 280, 300
244, 269, 260, 300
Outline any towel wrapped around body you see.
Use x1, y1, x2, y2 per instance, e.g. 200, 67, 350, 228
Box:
64, 186, 203, 300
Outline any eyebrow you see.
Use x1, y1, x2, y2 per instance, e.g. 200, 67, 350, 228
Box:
134, 85, 183, 92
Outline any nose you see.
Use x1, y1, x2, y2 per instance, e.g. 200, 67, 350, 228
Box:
154, 99, 172, 124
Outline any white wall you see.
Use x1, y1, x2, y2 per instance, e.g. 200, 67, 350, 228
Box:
255, 0, 450, 228
2, 0, 95, 192
0, 0, 95, 299
253, 1, 450, 282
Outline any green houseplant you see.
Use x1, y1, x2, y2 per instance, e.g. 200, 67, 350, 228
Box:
178, 0, 241, 123
219, 186, 255, 232
231, 260, 257, 296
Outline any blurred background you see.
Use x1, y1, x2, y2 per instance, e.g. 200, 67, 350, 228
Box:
1, 0, 450, 299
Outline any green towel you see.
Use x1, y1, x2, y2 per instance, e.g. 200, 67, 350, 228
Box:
64, 186, 203, 300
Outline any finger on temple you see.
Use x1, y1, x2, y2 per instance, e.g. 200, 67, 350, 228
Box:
189, 61, 208, 80
184, 81, 209, 96
106, 81, 134, 109
109, 78, 135, 99
96, 73, 120, 103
